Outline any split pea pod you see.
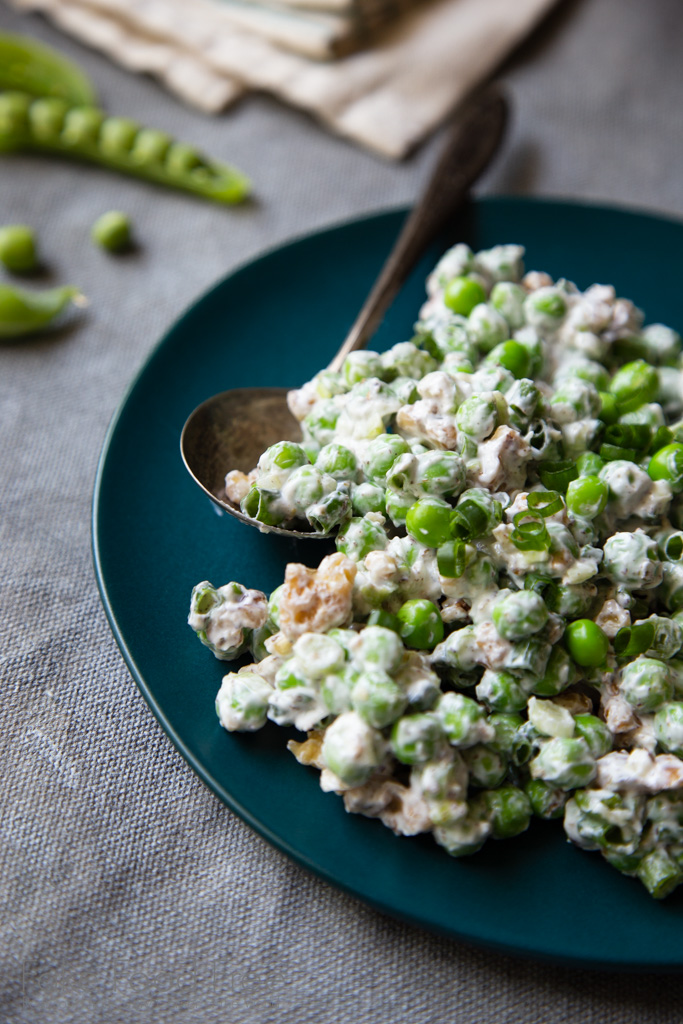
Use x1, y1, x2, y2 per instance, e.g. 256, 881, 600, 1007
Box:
0, 282, 84, 339
0, 91, 250, 205
0, 33, 97, 105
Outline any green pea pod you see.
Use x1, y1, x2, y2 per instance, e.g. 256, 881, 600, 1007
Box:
0, 282, 83, 338
0, 91, 251, 205
0, 33, 97, 105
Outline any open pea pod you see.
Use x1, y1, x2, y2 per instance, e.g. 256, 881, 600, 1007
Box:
0, 32, 97, 105
0, 91, 251, 204
0, 282, 84, 339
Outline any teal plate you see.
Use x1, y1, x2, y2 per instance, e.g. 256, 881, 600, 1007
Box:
93, 198, 683, 970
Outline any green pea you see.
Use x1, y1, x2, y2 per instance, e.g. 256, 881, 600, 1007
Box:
351, 482, 386, 517
478, 786, 532, 839
27, 95, 67, 140
165, 142, 202, 175
436, 691, 489, 747
619, 656, 674, 713
492, 590, 548, 641
476, 669, 529, 713
397, 599, 444, 650
351, 669, 407, 729
0, 224, 37, 272
641, 323, 682, 365
532, 647, 576, 696
384, 487, 414, 528
636, 849, 683, 899
363, 434, 411, 484
342, 349, 384, 386
337, 515, 387, 562
576, 451, 604, 477
391, 713, 444, 764
413, 449, 465, 498
130, 127, 172, 163
648, 443, 683, 492
654, 702, 683, 756
524, 778, 567, 820
467, 303, 508, 353
609, 359, 659, 413
0, 90, 32, 136
524, 286, 567, 330
487, 713, 524, 755
455, 393, 502, 441
321, 712, 384, 786
486, 339, 531, 378
490, 280, 526, 330
565, 475, 609, 519
315, 443, 357, 481
405, 496, 453, 548
573, 714, 612, 758
463, 745, 507, 788
98, 115, 139, 155
259, 440, 308, 472
530, 736, 596, 790
215, 671, 273, 732
564, 619, 608, 667
61, 106, 105, 146
443, 275, 486, 316
91, 210, 131, 252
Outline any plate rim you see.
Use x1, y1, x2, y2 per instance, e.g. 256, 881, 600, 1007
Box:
92, 195, 683, 971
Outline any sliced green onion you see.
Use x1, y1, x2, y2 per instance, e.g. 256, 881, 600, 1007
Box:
451, 502, 488, 540
614, 622, 656, 657
600, 443, 639, 463
524, 572, 556, 597
664, 533, 683, 561
604, 423, 652, 451
651, 426, 674, 454
527, 490, 564, 517
437, 539, 467, 578
511, 511, 550, 551
538, 460, 578, 491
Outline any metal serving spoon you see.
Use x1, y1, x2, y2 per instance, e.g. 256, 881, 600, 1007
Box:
181, 85, 508, 538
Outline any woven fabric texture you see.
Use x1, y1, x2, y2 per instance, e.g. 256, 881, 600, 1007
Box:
3, 0, 683, 1021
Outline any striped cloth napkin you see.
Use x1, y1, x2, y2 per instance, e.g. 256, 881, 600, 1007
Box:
8, 0, 560, 157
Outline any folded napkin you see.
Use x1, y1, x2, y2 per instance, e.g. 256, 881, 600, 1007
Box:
8, 0, 560, 156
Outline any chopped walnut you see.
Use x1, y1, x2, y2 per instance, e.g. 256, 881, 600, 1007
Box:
224, 469, 256, 505
472, 426, 532, 492
473, 621, 513, 670
523, 270, 553, 292
286, 380, 319, 421
342, 776, 432, 836
596, 750, 683, 793
279, 552, 356, 641
551, 692, 594, 716
287, 731, 325, 769
396, 401, 459, 449
601, 677, 639, 734
264, 631, 293, 658
594, 598, 630, 639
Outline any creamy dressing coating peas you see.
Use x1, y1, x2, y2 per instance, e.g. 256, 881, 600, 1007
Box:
188, 239, 683, 897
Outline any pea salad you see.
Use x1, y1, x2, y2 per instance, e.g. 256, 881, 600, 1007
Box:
189, 241, 683, 899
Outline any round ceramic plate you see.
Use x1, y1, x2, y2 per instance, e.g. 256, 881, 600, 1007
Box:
93, 198, 683, 969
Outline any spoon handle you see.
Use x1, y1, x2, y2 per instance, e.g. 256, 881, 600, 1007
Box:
327, 85, 508, 374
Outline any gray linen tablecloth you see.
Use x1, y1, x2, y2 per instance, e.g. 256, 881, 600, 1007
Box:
3, 0, 683, 1020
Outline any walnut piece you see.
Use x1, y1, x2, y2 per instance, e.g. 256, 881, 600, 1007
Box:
279, 552, 356, 641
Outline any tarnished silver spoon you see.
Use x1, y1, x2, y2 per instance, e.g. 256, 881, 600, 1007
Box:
181, 85, 508, 538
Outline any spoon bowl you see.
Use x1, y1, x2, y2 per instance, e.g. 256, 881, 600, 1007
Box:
181, 85, 508, 538
180, 386, 325, 537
